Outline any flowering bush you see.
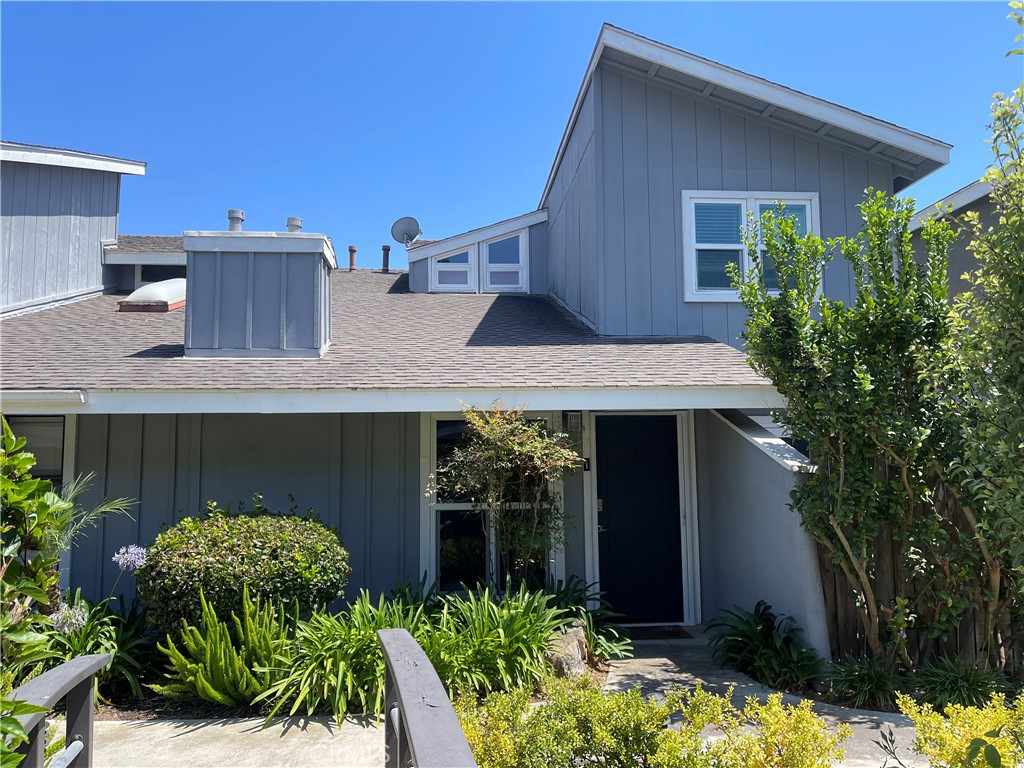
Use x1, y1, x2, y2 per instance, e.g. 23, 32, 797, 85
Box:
138, 500, 350, 635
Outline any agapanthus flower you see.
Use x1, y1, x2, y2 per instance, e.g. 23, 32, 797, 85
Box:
51, 601, 88, 635
112, 544, 147, 572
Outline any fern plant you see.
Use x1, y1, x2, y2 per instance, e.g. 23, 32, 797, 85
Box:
152, 587, 291, 707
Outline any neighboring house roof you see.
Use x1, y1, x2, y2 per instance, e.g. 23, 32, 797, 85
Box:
909, 178, 993, 231
406, 210, 547, 263
540, 24, 951, 208
0, 140, 146, 176
0, 270, 780, 413
102, 235, 187, 266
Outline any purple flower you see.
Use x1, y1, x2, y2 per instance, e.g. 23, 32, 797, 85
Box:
51, 602, 88, 635
112, 545, 147, 572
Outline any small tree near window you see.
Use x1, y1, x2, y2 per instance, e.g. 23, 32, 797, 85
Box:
434, 405, 583, 590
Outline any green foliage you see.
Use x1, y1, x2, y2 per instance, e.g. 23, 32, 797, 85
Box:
433, 404, 583, 589
544, 576, 634, 661
896, 693, 1024, 768
456, 677, 851, 768
137, 499, 350, 635
828, 655, 904, 711
913, 657, 1010, 711
0, 694, 48, 768
707, 602, 824, 692
152, 588, 291, 708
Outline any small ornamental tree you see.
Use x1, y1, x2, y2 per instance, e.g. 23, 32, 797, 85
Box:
434, 405, 583, 590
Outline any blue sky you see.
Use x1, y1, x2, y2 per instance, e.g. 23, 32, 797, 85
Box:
3, 2, 1019, 269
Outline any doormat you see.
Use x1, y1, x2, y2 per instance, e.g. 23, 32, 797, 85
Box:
628, 625, 693, 640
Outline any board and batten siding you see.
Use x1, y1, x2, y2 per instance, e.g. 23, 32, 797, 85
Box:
70, 413, 423, 606
546, 80, 600, 328
596, 66, 895, 344
1, 161, 120, 314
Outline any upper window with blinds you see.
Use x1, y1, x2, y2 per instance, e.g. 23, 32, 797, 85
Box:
682, 191, 820, 302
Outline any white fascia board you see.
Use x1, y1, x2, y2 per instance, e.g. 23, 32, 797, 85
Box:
711, 408, 816, 474
1, 390, 86, 410
910, 178, 992, 232
406, 210, 548, 263
183, 232, 337, 267
0, 385, 785, 415
539, 24, 952, 208
102, 250, 187, 266
0, 144, 146, 176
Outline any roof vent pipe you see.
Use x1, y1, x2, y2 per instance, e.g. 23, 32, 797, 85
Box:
348, 245, 357, 271
381, 245, 390, 273
227, 209, 245, 231
286, 217, 303, 232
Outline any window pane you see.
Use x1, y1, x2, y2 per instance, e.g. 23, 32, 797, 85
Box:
439, 510, 487, 592
141, 265, 186, 283
696, 249, 741, 289
487, 236, 520, 265
435, 420, 469, 503
437, 270, 469, 286
7, 417, 63, 484
758, 203, 808, 236
761, 249, 780, 291
488, 270, 520, 287
694, 203, 743, 244
438, 252, 469, 264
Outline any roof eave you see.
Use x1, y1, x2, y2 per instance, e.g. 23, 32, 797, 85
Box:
0, 142, 146, 176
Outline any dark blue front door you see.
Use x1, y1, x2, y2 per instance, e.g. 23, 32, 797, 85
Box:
596, 415, 684, 623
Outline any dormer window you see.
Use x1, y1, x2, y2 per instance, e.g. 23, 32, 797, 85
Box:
428, 230, 529, 293
682, 190, 819, 302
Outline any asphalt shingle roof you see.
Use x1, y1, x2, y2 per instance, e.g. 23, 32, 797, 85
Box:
108, 235, 185, 253
0, 271, 768, 392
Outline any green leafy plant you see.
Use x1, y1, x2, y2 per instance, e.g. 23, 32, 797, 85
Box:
707, 601, 824, 691
828, 654, 904, 711
153, 587, 292, 708
544, 575, 633, 661
913, 657, 1010, 711
1, 694, 48, 768
137, 500, 350, 635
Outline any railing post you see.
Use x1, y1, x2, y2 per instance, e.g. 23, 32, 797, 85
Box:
15, 719, 46, 768
384, 664, 400, 768
65, 673, 96, 768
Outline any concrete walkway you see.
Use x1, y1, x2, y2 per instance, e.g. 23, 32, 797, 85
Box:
605, 637, 915, 768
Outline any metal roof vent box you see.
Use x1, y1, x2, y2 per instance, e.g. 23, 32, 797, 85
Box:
182, 211, 337, 359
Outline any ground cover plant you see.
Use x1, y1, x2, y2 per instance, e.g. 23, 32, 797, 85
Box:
137, 500, 351, 635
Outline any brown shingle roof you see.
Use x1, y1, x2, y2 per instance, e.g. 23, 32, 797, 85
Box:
0, 271, 767, 392
108, 235, 185, 253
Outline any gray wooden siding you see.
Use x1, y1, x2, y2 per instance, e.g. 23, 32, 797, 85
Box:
409, 260, 428, 293
70, 413, 422, 606
546, 80, 599, 327
911, 195, 994, 299
527, 222, 548, 295
597, 66, 895, 344
1, 161, 120, 313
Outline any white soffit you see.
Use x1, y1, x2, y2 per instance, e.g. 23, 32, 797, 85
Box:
406, 209, 548, 263
539, 24, 952, 208
0, 141, 146, 176
909, 178, 993, 232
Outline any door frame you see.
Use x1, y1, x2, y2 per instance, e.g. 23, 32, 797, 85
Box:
583, 411, 701, 626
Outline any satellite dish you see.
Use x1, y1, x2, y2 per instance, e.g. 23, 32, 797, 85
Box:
391, 216, 422, 246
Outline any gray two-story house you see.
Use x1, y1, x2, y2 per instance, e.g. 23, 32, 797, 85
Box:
0, 25, 952, 658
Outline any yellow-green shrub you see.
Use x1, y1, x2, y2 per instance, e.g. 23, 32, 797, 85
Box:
722, 695, 851, 768
898, 692, 1024, 768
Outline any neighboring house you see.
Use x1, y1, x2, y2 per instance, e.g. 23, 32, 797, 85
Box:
0, 25, 953, 659
910, 178, 994, 297
1, 141, 146, 316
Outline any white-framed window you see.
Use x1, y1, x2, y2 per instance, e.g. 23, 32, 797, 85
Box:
681, 191, 820, 302
427, 230, 529, 294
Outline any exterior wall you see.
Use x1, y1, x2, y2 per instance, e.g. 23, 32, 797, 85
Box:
70, 413, 423, 606
409, 260, 428, 293
911, 195, 996, 298
546, 80, 600, 328
1, 160, 120, 314
694, 409, 830, 658
527, 221, 548, 295
596, 66, 895, 345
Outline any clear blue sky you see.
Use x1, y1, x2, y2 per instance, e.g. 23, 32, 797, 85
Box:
3, 2, 1019, 269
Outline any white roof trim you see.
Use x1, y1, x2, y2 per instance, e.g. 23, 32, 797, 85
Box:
103, 251, 186, 266
406, 209, 548, 263
910, 179, 992, 232
0, 384, 785, 416
711, 409, 815, 474
540, 24, 951, 208
0, 142, 146, 176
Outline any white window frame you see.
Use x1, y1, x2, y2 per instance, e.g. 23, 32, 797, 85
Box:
681, 190, 820, 303
428, 229, 530, 294
481, 232, 529, 293
430, 245, 478, 293
420, 412, 563, 591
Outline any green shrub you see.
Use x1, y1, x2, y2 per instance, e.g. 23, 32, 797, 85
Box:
913, 657, 1010, 711
896, 693, 1024, 768
707, 601, 824, 691
138, 501, 350, 635
544, 576, 633, 661
153, 588, 292, 708
828, 654, 904, 711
